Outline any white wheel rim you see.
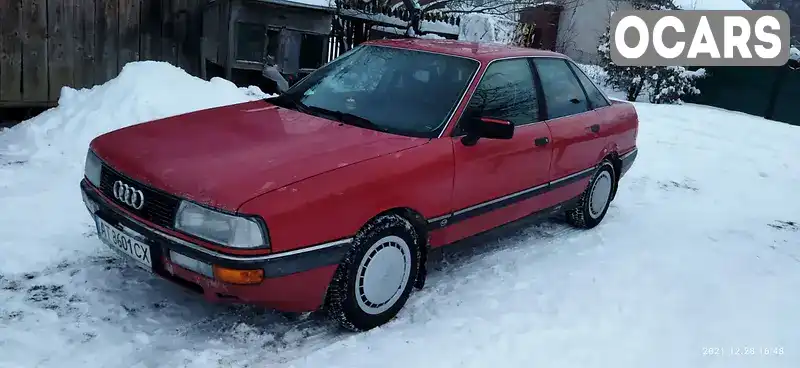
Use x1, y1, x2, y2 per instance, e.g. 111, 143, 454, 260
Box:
355, 235, 412, 315
588, 170, 613, 219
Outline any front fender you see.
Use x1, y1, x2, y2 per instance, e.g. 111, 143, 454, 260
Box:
238, 139, 455, 253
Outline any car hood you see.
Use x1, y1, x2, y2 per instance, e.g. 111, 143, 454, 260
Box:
90, 100, 428, 211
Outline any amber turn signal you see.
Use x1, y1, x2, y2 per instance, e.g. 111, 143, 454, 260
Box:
213, 266, 264, 285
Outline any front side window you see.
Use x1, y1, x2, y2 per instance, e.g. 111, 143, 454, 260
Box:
273, 45, 480, 138
461, 58, 539, 129
534, 58, 591, 119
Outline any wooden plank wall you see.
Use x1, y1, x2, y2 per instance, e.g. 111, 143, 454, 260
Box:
0, 0, 24, 102
22, 0, 48, 102
0, 0, 205, 107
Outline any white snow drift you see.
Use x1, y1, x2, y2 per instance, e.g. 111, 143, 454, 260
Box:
0, 61, 268, 274
1, 61, 799, 368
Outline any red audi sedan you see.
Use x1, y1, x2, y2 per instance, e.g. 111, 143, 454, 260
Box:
80, 39, 638, 331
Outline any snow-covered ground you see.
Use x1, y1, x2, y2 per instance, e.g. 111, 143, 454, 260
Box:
1, 62, 799, 368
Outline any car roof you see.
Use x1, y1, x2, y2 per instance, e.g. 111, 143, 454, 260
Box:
363, 38, 567, 63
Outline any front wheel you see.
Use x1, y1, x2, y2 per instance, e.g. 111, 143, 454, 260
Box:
325, 214, 421, 331
566, 161, 616, 229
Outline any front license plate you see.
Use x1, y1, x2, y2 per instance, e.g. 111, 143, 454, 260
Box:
95, 217, 153, 270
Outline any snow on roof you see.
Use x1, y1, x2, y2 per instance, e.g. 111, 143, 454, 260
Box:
339, 9, 459, 34
672, 0, 751, 10
458, 13, 516, 44
259, 0, 333, 10
285, 0, 332, 7
422, 19, 460, 35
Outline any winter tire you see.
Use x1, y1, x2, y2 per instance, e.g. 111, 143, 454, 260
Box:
566, 160, 616, 229
325, 214, 421, 331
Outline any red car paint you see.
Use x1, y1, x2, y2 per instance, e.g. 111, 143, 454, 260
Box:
90, 101, 429, 212
83, 39, 639, 312
164, 257, 338, 312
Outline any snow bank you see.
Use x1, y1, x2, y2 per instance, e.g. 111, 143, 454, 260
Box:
0, 61, 268, 274
0, 61, 267, 167
458, 13, 516, 44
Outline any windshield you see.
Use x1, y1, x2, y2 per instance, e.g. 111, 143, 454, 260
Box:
271, 45, 480, 138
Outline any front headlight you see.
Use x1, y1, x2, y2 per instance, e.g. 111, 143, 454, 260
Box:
174, 201, 269, 249
84, 150, 102, 187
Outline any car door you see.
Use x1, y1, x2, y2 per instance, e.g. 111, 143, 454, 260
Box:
439, 58, 553, 245
533, 58, 608, 196
566, 59, 620, 148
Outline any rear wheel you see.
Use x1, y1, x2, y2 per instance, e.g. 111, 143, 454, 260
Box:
325, 214, 420, 331
566, 161, 616, 229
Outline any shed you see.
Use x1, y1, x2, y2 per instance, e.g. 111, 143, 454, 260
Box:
0, 0, 206, 110
202, 0, 334, 83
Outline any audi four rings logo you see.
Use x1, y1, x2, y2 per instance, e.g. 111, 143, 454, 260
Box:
112, 180, 145, 210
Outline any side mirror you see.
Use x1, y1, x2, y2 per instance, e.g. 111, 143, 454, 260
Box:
461, 117, 514, 146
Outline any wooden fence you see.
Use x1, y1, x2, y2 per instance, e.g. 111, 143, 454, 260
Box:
686, 60, 800, 127
0, 0, 205, 108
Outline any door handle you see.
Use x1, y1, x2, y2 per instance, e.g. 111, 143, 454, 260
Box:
534, 137, 549, 147
589, 124, 600, 133
570, 98, 581, 104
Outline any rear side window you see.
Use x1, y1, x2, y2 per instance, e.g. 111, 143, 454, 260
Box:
568, 62, 610, 109
533, 58, 590, 119
462, 58, 539, 127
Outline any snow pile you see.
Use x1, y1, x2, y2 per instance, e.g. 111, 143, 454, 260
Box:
672, 0, 751, 10
576, 63, 609, 88
458, 13, 516, 44
0, 61, 267, 167
0, 61, 268, 274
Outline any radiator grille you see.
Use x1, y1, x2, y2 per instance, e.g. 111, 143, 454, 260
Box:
99, 166, 180, 228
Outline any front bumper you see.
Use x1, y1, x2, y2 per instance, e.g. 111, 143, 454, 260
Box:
80, 179, 347, 312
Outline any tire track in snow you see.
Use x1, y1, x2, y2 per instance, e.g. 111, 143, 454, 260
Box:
0, 203, 613, 367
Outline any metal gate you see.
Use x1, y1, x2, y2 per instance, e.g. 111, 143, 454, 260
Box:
686, 61, 800, 127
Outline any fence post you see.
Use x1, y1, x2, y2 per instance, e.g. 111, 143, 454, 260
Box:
764, 65, 788, 120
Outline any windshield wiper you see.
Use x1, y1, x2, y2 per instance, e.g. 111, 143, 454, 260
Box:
273, 96, 387, 133
303, 106, 387, 132
265, 94, 316, 115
